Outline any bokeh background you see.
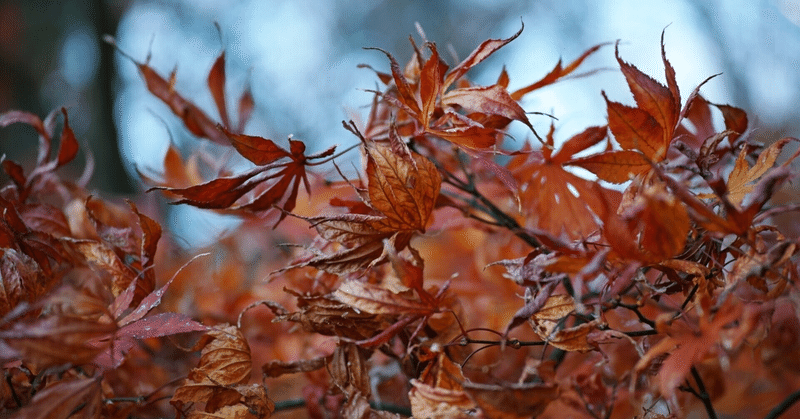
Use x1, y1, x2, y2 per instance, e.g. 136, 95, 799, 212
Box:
2, 0, 799, 244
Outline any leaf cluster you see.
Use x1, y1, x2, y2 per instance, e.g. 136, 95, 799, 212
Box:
2, 23, 800, 419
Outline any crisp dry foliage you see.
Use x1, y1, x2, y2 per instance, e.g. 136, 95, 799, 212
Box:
2, 23, 800, 419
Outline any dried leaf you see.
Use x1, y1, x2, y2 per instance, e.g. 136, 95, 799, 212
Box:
726, 137, 797, 206
462, 380, 558, 419
442, 84, 531, 130
11, 377, 102, 419
569, 150, 651, 183
208, 51, 230, 129
334, 279, 435, 316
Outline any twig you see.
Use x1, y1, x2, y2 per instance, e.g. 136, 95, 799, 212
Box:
691, 366, 718, 419
764, 389, 800, 419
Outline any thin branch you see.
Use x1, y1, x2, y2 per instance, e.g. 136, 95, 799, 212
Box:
616, 301, 657, 328
441, 172, 543, 249
764, 389, 800, 419
691, 366, 718, 419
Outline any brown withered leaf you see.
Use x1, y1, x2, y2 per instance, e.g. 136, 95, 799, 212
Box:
442, 84, 532, 130
334, 279, 436, 317
262, 355, 330, 378
0, 315, 116, 369
270, 291, 384, 341
172, 325, 274, 418
365, 137, 441, 232
726, 137, 798, 206
329, 343, 372, 397
409, 351, 474, 419
530, 294, 576, 322
531, 318, 602, 353
462, 380, 559, 419
189, 325, 252, 385
11, 377, 102, 419
342, 392, 405, 419
286, 125, 440, 274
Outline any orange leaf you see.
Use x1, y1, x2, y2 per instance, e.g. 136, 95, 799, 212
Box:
726, 137, 796, 206
615, 41, 678, 143
511, 42, 606, 101
219, 125, 291, 165
568, 150, 651, 183
208, 51, 230, 128
604, 94, 665, 159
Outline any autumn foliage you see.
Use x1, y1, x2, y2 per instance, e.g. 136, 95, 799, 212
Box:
3, 23, 800, 419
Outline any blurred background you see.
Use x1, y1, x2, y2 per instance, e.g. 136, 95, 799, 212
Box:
1, 0, 799, 243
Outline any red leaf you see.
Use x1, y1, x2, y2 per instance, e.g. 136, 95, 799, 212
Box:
55, 107, 79, 167
12, 377, 102, 419
367, 47, 421, 117
219, 125, 291, 165
444, 22, 523, 90
236, 85, 255, 132
510, 42, 607, 100
615, 41, 678, 141
208, 51, 230, 128
419, 43, 447, 127
125, 50, 229, 145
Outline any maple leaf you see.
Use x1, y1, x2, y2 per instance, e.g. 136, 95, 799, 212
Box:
0, 108, 81, 191
285, 122, 441, 274
172, 325, 274, 418
367, 25, 534, 150
409, 349, 475, 419
634, 296, 758, 405
329, 342, 372, 397
725, 137, 799, 206
147, 128, 335, 225
94, 254, 209, 369
107, 37, 253, 144
569, 32, 684, 182
509, 124, 620, 239
10, 377, 103, 419
267, 290, 384, 342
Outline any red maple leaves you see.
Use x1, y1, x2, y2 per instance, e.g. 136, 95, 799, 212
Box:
2, 23, 800, 419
